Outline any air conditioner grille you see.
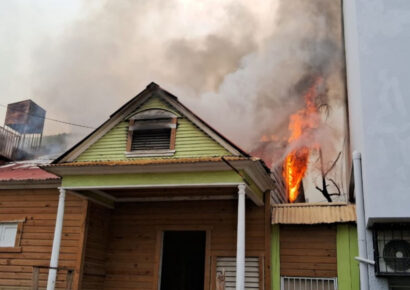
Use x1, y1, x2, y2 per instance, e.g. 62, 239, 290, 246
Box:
374, 224, 410, 276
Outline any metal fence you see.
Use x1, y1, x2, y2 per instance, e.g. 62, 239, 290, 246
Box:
0, 125, 20, 160
281, 277, 338, 290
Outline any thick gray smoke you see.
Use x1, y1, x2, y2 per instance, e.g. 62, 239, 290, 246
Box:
189, 0, 346, 157
30, 0, 266, 138
25, 0, 346, 174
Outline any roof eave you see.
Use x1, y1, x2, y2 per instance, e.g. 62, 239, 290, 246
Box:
0, 179, 60, 189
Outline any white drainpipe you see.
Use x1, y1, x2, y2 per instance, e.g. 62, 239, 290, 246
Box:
236, 184, 246, 290
47, 187, 66, 290
353, 152, 369, 290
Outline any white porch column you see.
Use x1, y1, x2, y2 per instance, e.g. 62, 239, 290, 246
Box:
236, 184, 246, 290
47, 188, 66, 290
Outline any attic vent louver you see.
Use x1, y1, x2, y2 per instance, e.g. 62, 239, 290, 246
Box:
126, 109, 177, 157
131, 128, 171, 150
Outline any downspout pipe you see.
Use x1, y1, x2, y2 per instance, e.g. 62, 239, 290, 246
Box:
353, 152, 369, 290
47, 187, 66, 290
236, 184, 246, 290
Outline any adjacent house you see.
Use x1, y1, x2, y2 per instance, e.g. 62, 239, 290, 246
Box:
0, 160, 85, 289
0, 83, 359, 290
271, 203, 359, 290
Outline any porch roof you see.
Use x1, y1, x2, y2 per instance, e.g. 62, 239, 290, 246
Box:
43, 157, 275, 207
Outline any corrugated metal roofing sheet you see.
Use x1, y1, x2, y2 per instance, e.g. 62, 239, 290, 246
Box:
272, 203, 356, 225
0, 160, 60, 182
45, 156, 253, 167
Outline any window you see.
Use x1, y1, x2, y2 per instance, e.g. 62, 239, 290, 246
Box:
126, 109, 177, 157
0, 223, 18, 247
0, 221, 23, 252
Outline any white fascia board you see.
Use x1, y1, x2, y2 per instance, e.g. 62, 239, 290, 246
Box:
62, 182, 241, 191
159, 91, 242, 156
61, 93, 153, 163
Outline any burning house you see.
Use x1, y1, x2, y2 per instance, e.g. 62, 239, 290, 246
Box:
0, 83, 360, 290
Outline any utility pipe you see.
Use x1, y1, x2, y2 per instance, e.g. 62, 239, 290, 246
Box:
236, 184, 246, 290
47, 188, 66, 290
355, 256, 375, 265
353, 152, 369, 290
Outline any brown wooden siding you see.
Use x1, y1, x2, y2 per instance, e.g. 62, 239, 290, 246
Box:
280, 225, 337, 278
88, 198, 269, 290
0, 189, 87, 289
81, 202, 111, 289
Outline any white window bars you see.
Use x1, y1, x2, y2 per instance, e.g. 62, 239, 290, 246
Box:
280, 276, 338, 290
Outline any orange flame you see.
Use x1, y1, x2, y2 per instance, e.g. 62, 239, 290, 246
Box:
283, 77, 322, 202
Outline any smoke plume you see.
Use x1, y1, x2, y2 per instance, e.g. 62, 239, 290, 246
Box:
14, 0, 347, 175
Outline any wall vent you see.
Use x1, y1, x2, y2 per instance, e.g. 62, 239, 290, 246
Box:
216, 256, 260, 289
131, 128, 171, 151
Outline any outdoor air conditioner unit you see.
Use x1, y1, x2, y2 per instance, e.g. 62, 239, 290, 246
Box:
374, 224, 410, 276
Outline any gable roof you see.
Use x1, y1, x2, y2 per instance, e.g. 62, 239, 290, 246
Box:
53, 83, 249, 164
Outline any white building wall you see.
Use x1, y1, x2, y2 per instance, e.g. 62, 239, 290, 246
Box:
344, 0, 410, 289
345, 0, 410, 224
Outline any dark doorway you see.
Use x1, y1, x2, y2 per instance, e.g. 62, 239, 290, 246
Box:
160, 231, 206, 290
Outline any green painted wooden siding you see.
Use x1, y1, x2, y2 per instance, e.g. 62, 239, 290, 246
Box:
271, 225, 280, 290
62, 170, 243, 187
127, 96, 181, 117
75, 97, 231, 162
337, 224, 360, 290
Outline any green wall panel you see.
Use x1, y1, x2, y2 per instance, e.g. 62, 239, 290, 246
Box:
271, 224, 280, 290
337, 224, 360, 290
127, 96, 181, 117
75, 96, 231, 162
62, 170, 243, 187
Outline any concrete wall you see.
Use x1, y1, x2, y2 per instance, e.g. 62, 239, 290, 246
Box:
344, 0, 410, 224
344, 0, 410, 289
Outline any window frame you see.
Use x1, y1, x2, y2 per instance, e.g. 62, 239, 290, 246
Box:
0, 219, 25, 253
125, 109, 177, 157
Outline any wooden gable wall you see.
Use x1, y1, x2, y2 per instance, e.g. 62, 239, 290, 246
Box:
75, 96, 231, 162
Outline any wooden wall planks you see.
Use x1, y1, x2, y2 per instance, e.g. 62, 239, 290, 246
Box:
85, 198, 269, 290
81, 202, 111, 290
0, 188, 87, 290
279, 225, 337, 278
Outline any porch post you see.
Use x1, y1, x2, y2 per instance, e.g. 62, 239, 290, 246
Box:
47, 187, 66, 290
236, 184, 246, 290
